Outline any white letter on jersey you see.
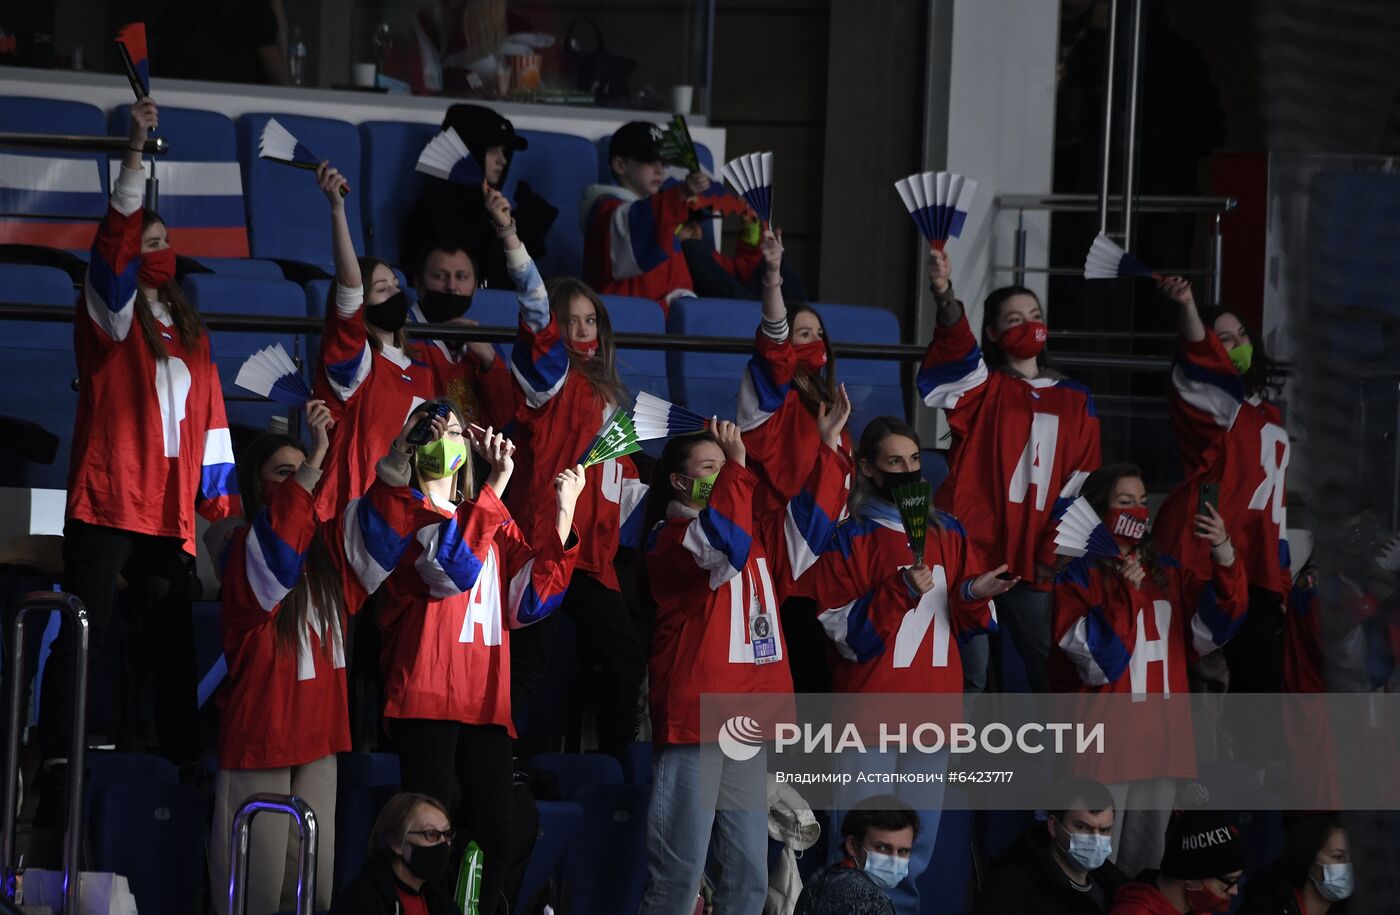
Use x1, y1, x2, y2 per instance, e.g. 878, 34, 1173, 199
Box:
600, 459, 623, 505
1008, 413, 1060, 511
892, 564, 951, 668
1247, 423, 1290, 525
459, 550, 503, 647
1128, 600, 1172, 700
155, 356, 192, 458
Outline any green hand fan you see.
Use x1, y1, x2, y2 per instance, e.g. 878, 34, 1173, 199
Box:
891, 479, 932, 560
581, 408, 642, 468
658, 115, 701, 174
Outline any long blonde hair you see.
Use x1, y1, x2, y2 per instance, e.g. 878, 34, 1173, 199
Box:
546, 277, 628, 408
408, 398, 476, 503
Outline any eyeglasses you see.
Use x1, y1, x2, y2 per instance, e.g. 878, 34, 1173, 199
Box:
407, 828, 454, 844
1214, 874, 1242, 890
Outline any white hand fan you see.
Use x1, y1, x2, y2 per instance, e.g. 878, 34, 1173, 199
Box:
258, 118, 348, 196
1084, 234, 1159, 280
632, 392, 711, 442
894, 171, 978, 250
1053, 497, 1121, 561
720, 151, 775, 223
414, 127, 485, 186
1378, 534, 1400, 574
235, 344, 313, 408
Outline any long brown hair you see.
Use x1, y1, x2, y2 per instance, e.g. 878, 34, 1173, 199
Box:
546, 277, 628, 408
137, 210, 204, 359
981, 285, 1049, 373
325, 255, 418, 355
1199, 306, 1282, 400
788, 303, 838, 410
1080, 462, 1168, 590
237, 433, 344, 653
406, 398, 476, 503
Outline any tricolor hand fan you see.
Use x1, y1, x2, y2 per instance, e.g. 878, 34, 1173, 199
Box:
658, 115, 702, 175
580, 409, 642, 468
1053, 497, 1122, 561
632, 392, 711, 442
115, 23, 149, 99
258, 118, 349, 197
721, 151, 775, 223
235, 344, 313, 408
894, 171, 978, 251
1084, 234, 1160, 280
414, 127, 485, 186
891, 479, 932, 561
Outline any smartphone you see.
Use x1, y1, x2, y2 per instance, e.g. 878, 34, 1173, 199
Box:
997, 572, 1018, 581
1198, 481, 1220, 517
406, 402, 450, 446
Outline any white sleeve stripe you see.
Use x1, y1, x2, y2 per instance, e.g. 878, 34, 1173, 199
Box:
244, 525, 293, 612
817, 604, 860, 662
1171, 364, 1241, 429
509, 357, 568, 410
1056, 619, 1110, 686
335, 284, 363, 318
1190, 614, 1221, 660
1059, 470, 1090, 499
736, 372, 772, 433
325, 343, 373, 402
83, 277, 136, 342
203, 427, 235, 466
680, 518, 743, 589
111, 164, 146, 215
343, 497, 396, 595
784, 508, 820, 581
921, 362, 990, 409
506, 556, 537, 628
608, 204, 645, 280
413, 525, 463, 599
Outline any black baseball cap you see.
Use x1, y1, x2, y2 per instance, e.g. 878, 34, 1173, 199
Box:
609, 121, 664, 164
442, 104, 528, 154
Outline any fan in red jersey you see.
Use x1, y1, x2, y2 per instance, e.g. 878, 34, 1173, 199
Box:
39, 96, 241, 828
917, 248, 1101, 695
1050, 464, 1245, 880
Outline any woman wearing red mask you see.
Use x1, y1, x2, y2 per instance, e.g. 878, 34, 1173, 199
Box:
487, 186, 647, 758
1050, 463, 1245, 880
38, 97, 242, 826
916, 251, 1101, 695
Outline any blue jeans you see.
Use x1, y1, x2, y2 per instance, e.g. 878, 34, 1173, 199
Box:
640, 744, 768, 915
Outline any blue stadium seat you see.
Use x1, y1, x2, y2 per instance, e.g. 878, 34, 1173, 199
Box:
108, 105, 250, 259
516, 800, 584, 912
664, 297, 752, 417
89, 779, 207, 915
466, 288, 520, 329
194, 257, 285, 279
237, 113, 364, 264
568, 782, 650, 915
529, 752, 623, 801
0, 97, 107, 252
0, 263, 78, 488
621, 742, 653, 785
333, 753, 402, 890
507, 130, 602, 279
180, 274, 307, 432
82, 751, 179, 836
601, 294, 667, 401
358, 121, 437, 267
917, 790, 974, 914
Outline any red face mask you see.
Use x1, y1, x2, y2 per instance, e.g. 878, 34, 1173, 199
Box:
569, 338, 600, 359
260, 477, 285, 507
997, 321, 1047, 359
1184, 883, 1232, 914
794, 340, 828, 372
1107, 506, 1149, 545
138, 245, 176, 288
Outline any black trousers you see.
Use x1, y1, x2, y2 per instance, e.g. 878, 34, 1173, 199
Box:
42, 518, 198, 763
390, 719, 515, 915
509, 570, 646, 758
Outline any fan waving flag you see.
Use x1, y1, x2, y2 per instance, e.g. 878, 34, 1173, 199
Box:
115, 22, 150, 99
580, 409, 642, 468
1084, 234, 1160, 280
633, 392, 710, 442
720, 151, 775, 223
235, 344, 312, 408
415, 128, 485, 186
1053, 497, 1122, 562
894, 170, 978, 252
891, 479, 932, 561
658, 115, 702, 174
258, 118, 349, 196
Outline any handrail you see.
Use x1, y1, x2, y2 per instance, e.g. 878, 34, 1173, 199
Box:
0, 302, 1182, 373
228, 794, 317, 915
1095, 0, 1120, 235
3, 593, 90, 915
0, 133, 168, 155
998, 193, 1236, 215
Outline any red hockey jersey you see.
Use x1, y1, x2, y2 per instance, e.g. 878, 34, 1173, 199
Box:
645, 446, 851, 746
581, 183, 696, 313
70, 164, 239, 554
408, 303, 518, 430
1154, 334, 1291, 597
215, 471, 355, 770
505, 246, 645, 591
312, 284, 437, 521
341, 452, 579, 733
918, 313, 1101, 587
1050, 551, 1246, 782
801, 500, 996, 695
738, 327, 854, 519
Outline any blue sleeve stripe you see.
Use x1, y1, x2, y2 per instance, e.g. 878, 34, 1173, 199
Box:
844, 591, 885, 663
358, 499, 413, 573
916, 344, 983, 395
1193, 582, 1243, 647
745, 354, 790, 414
85, 244, 139, 316
432, 515, 486, 594
200, 462, 239, 501
699, 506, 753, 579
248, 509, 305, 592
1085, 604, 1130, 682
515, 582, 566, 627
510, 334, 571, 396
625, 197, 668, 272
1279, 538, 1291, 571
325, 349, 367, 391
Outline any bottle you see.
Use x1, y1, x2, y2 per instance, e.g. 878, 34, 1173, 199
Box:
289, 27, 307, 86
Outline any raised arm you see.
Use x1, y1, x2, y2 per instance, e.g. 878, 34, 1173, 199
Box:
1159, 276, 1205, 344
760, 228, 786, 327
318, 162, 360, 290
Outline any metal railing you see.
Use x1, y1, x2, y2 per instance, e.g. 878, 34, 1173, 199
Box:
0, 132, 168, 214
2, 593, 90, 915
228, 794, 318, 915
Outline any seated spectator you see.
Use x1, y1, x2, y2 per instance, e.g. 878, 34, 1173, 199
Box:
402, 104, 557, 291
329, 792, 458, 915
1110, 810, 1245, 914
1238, 814, 1353, 914
795, 797, 918, 915
973, 778, 1129, 915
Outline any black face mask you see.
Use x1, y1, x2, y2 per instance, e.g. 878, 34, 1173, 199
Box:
367, 290, 410, 334
876, 469, 924, 502
419, 289, 473, 324
402, 841, 452, 882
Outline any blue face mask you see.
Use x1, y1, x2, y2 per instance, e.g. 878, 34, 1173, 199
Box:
861, 848, 909, 889
1313, 862, 1353, 902
1064, 831, 1113, 872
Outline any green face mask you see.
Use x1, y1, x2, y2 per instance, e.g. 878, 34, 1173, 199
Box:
681, 469, 721, 505
416, 437, 468, 481
1227, 342, 1253, 375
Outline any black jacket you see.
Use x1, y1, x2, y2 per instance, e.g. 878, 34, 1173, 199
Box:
972, 826, 1130, 915
328, 857, 458, 915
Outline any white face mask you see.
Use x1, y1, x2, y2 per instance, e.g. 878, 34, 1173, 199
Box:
1313, 862, 1353, 901
861, 848, 909, 889
1062, 830, 1113, 872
